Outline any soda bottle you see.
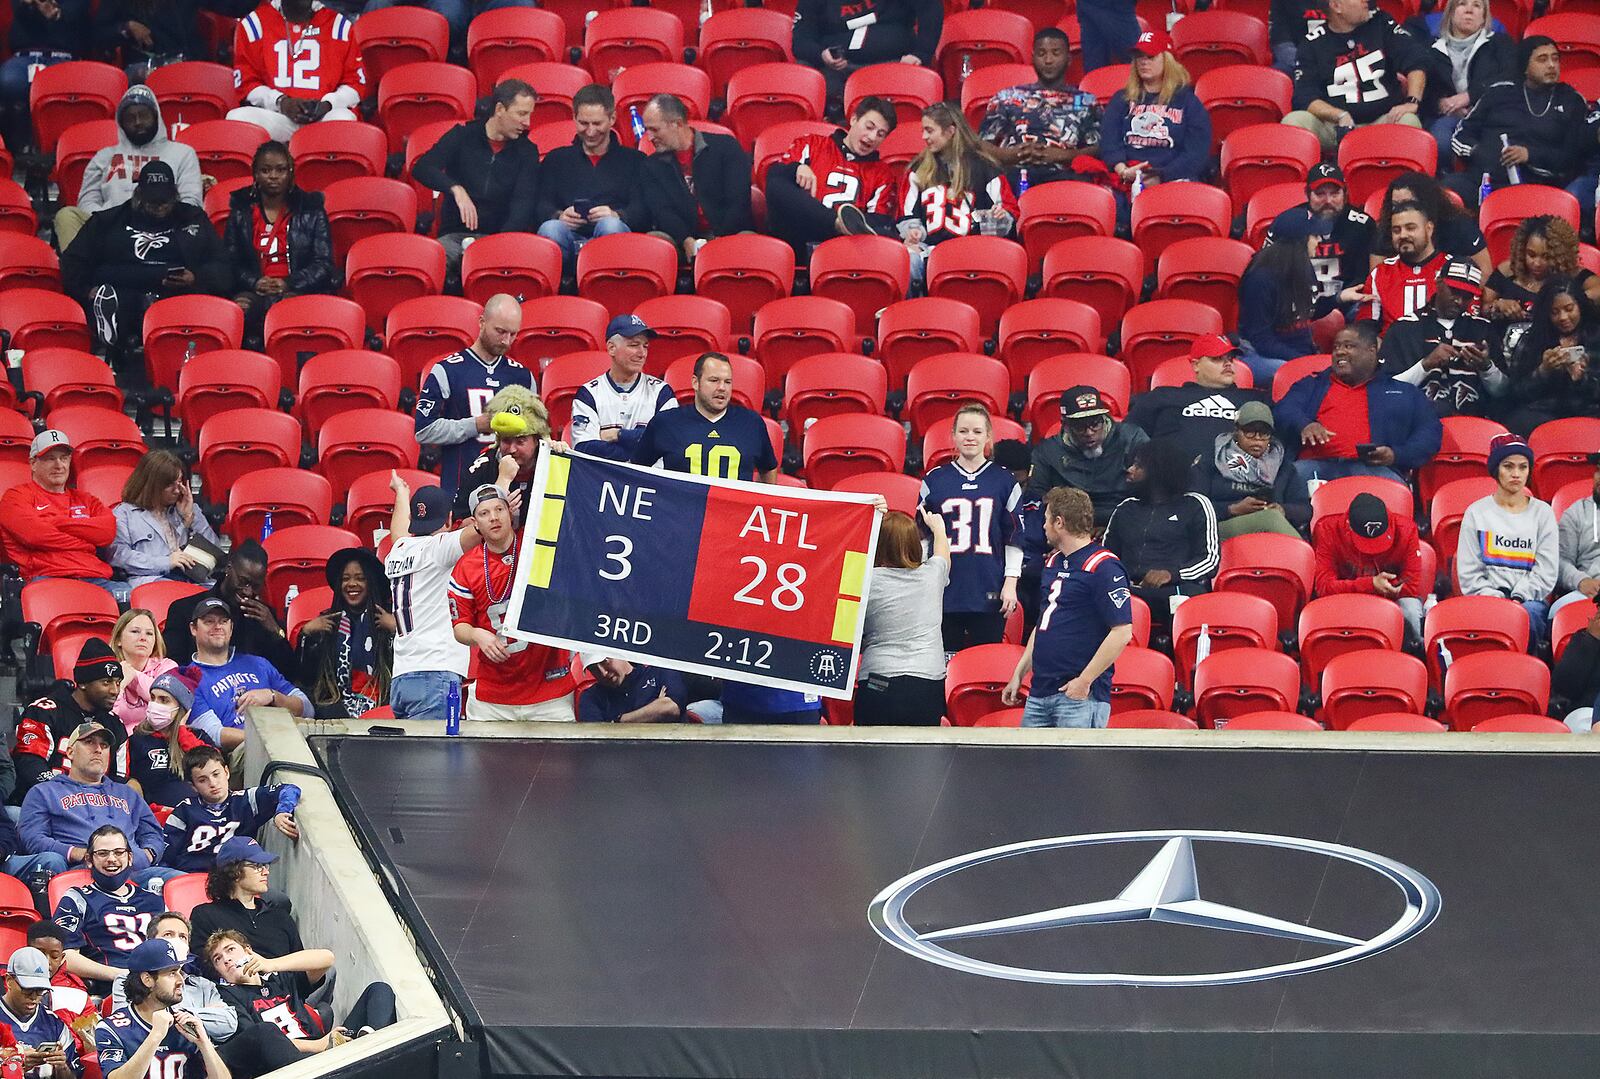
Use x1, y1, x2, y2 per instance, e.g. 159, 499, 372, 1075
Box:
630, 105, 646, 144
960, 53, 973, 82
700, 0, 713, 26
260, 511, 274, 540
1016, 168, 1029, 196
445, 680, 462, 735
1478, 172, 1492, 204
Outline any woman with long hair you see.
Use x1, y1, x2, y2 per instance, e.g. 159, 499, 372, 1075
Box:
856, 509, 951, 726
1423, 0, 1515, 160
1101, 30, 1211, 189
899, 102, 1017, 290
1482, 215, 1597, 361
1376, 170, 1491, 275
1504, 275, 1600, 435
126, 671, 215, 810
296, 547, 395, 718
1237, 208, 1320, 381
111, 608, 177, 733
108, 449, 221, 591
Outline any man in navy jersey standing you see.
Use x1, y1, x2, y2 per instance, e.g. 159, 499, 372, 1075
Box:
1002, 487, 1135, 728
632, 353, 778, 482
98, 938, 231, 1079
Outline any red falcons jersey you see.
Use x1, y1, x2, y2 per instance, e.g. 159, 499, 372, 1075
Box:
899, 159, 1019, 243
448, 543, 574, 706
1357, 250, 1447, 330
779, 130, 899, 214
234, 0, 365, 105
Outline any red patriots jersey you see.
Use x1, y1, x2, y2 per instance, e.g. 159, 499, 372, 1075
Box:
448, 544, 574, 706
779, 131, 899, 214
899, 160, 1019, 243
1357, 250, 1446, 330
234, 0, 365, 105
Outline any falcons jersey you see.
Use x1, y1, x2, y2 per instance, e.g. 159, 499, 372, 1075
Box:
921, 460, 1023, 614
386, 531, 473, 678
234, 0, 365, 109
1293, 12, 1423, 125
53, 882, 164, 970
1357, 250, 1447, 329
161, 783, 300, 871
570, 372, 677, 461
13, 688, 129, 802
449, 543, 575, 706
900, 161, 1018, 244
97, 1006, 203, 1079
1302, 202, 1377, 301
779, 130, 899, 214
219, 972, 326, 1042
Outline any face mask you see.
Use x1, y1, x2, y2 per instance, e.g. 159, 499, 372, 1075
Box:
162, 940, 189, 964
91, 865, 133, 892
146, 703, 177, 731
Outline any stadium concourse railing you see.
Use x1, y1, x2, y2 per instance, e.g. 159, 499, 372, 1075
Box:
239, 707, 457, 1078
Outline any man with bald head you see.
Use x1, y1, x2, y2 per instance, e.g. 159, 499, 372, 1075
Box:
413, 294, 536, 498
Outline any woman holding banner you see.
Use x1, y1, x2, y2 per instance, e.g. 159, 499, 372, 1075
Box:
855, 509, 951, 726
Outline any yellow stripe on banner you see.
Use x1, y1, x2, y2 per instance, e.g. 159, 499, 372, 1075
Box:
838, 550, 867, 600
537, 495, 565, 543
529, 543, 555, 589
546, 454, 571, 497
832, 598, 860, 644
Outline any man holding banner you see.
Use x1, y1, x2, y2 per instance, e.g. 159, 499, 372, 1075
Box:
632, 353, 778, 482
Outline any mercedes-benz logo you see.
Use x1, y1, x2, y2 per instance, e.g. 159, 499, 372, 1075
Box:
868, 830, 1441, 987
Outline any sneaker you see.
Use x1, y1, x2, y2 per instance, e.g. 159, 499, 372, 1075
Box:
836, 204, 873, 236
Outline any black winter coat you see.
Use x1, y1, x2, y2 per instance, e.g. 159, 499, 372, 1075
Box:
534, 132, 651, 229
644, 131, 753, 245
223, 185, 338, 295
793, 0, 942, 66
413, 120, 540, 236
1421, 30, 1517, 119
1189, 440, 1313, 532
61, 199, 229, 301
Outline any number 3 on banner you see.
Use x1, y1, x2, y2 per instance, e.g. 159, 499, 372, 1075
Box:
733, 556, 807, 612
600, 535, 633, 581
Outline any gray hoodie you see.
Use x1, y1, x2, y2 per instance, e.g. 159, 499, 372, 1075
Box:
77, 85, 204, 214
1558, 492, 1600, 593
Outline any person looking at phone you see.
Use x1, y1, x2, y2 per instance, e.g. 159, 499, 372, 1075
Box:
534, 84, 649, 270
1503, 276, 1600, 436
1312, 492, 1426, 646
97, 939, 231, 1079
1275, 321, 1442, 485
1379, 258, 1503, 417
1190, 402, 1312, 540
0, 946, 82, 1077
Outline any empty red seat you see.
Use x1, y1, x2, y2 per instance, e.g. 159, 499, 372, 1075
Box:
263, 525, 362, 611
584, 8, 685, 81
1424, 595, 1531, 686
263, 295, 368, 386
1444, 652, 1550, 731
197, 408, 303, 495
355, 5, 450, 88
833, 471, 920, 515
512, 296, 608, 365
1420, 415, 1508, 504
20, 349, 122, 413
1130, 182, 1231, 275
1428, 476, 1498, 570
809, 236, 911, 338
225, 468, 334, 546
51, 120, 119, 207
1338, 124, 1438, 206
996, 298, 1105, 394
461, 234, 561, 308
1077, 63, 1130, 105
725, 64, 827, 148
1040, 236, 1143, 331
146, 62, 237, 130
75, 466, 132, 512
289, 122, 389, 192
176, 120, 269, 184
575, 233, 679, 319
316, 409, 420, 494
176, 350, 281, 433
1346, 713, 1447, 733
467, 7, 567, 94
1222, 711, 1322, 732
904, 354, 1009, 440
21, 580, 119, 654
700, 8, 794, 99
1155, 237, 1254, 329
0, 290, 89, 353
0, 235, 60, 292
131, 581, 208, 632
141, 295, 245, 394
694, 234, 794, 333
1321, 649, 1428, 730
1472, 714, 1570, 734
377, 62, 477, 154
1193, 648, 1301, 729
297, 351, 403, 433
843, 63, 944, 130
875, 298, 983, 392
1214, 532, 1316, 628
783, 354, 888, 438
1108, 709, 1199, 730
1526, 12, 1600, 72
802, 415, 906, 490
385, 296, 482, 388
1170, 591, 1278, 686
1297, 593, 1405, 687
1172, 10, 1269, 77
1119, 300, 1225, 392
0, 179, 36, 236
29, 62, 125, 154
1019, 182, 1117, 272
0, 414, 34, 464
539, 351, 611, 432
945, 643, 1025, 725
631, 295, 733, 376
925, 236, 1027, 339
1110, 646, 1176, 713
1244, 181, 1309, 248
346, 234, 447, 330
324, 177, 418, 265
934, 9, 1033, 96
1195, 65, 1292, 147
1530, 417, 1600, 496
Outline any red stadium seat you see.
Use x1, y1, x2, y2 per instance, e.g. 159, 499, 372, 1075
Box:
539, 351, 611, 432
29, 62, 125, 154
146, 62, 237, 130
0, 179, 36, 236
290, 352, 401, 441
0, 235, 60, 292
876, 298, 983, 391
499, 63, 590, 126
971, 708, 1023, 727
1130, 182, 1231, 274
345, 234, 447, 330
752, 120, 836, 187
1419, 415, 1508, 504
1321, 649, 1428, 730
1108, 709, 1199, 730
809, 236, 912, 338
130, 581, 208, 632
833, 471, 920, 515
783, 353, 888, 437
934, 10, 1033, 97
73, 467, 133, 516
1443, 652, 1550, 731
378, 62, 476, 154
752, 291, 864, 384
512, 296, 607, 364
996, 298, 1105, 394
0, 289, 89, 353
922, 416, 1024, 471
700, 9, 794, 98
324, 177, 418, 265
1480, 185, 1580, 264
1337, 124, 1438, 206
802, 414, 906, 490
0, 414, 33, 465
613, 65, 712, 143
51, 120, 119, 207
21, 580, 118, 654
945, 643, 1025, 725
467, 7, 567, 94
961, 62, 1037, 129
47, 870, 93, 915
1472, 714, 1571, 734
1425, 595, 1531, 686
176, 120, 269, 184
1019, 183, 1117, 273
1110, 646, 1176, 713
1171, 10, 1269, 77
1428, 476, 1498, 570
45, 406, 145, 472
461, 233, 563, 306
1526, 12, 1600, 72
875, 122, 927, 167
1297, 594, 1405, 687
1078, 64, 1131, 105
356, 5, 449, 87
1025, 354, 1131, 430
1270, 352, 1332, 400
1148, 354, 1255, 390
176, 350, 280, 433
385, 296, 482, 389
632, 295, 733, 375
663, 353, 765, 411
904, 354, 1009, 440
1553, 599, 1597, 664
1346, 713, 1447, 733
575, 233, 679, 319
1309, 475, 1414, 528
1195, 65, 1292, 147
926, 236, 1027, 339
1193, 649, 1301, 729
1214, 532, 1316, 628
289, 122, 389, 192
1244, 181, 1308, 248
263, 525, 362, 612
843, 63, 944, 129
197, 408, 303, 496
725, 64, 827, 148
584, 8, 685, 80
402, 120, 457, 214
287, 586, 337, 646
204, 177, 250, 233
694, 234, 794, 333
317, 409, 420, 494
21, 349, 122, 413
1040, 236, 1144, 332
1170, 591, 1277, 687
1154, 237, 1254, 330
1222, 711, 1322, 732
1551, 478, 1593, 523
263, 295, 368, 386
225, 468, 334, 546
162, 873, 210, 920
1530, 417, 1600, 497
1119, 300, 1225, 392
344, 469, 438, 545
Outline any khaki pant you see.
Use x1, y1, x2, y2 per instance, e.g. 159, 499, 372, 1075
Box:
1218, 507, 1302, 540
1282, 111, 1422, 155
465, 686, 576, 722
54, 205, 91, 253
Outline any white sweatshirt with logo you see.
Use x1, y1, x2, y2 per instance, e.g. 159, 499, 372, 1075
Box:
1456, 494, 1559, 603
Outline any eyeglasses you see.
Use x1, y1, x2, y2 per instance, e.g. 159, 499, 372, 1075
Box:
241, 861, 269, 872
90, 848, 130, 860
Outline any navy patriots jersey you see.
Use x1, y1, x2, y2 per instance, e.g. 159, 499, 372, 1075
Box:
161, 783, 300, 872
921, 460, 1023, 613
54, 882, 165, 968
414, 349, 535, 495
1032, 543, 1133, 703
97, 1005, 203, 1077
1012, 491, 1048, 579
632, 404, 777, 481
0, 997, 80, 1069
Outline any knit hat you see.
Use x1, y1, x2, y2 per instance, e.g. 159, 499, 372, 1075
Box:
1487, 432, 1533, 476
1346, 493, 1393, 556
150, 671, 195, 713
74, 639, 121, 685
991, 438, 1031, 471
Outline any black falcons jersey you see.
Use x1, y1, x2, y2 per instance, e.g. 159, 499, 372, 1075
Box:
1293, 12, 1424, 125
1300, 201, 1377, 301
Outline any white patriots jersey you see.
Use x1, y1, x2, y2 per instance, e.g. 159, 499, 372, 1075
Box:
386, 531, 471, 677
570, 372, 677, 459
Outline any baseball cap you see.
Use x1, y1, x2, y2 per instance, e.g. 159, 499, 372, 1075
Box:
1059, 386, 1112, 421
1268, 207, 1334, 244
1234, 401, 1275, 431
135, 161, 178, 203
68, 719, 116, 746
1346, 493, 1392, 555
468, 484, 509, 513
1188, 333, 1240, 362
409, 485, 452, 536
1438, 257, 1483, 296
6, 947, 51, 990
28, 430, 71, 460
125, 939, 185, 974
605, 314, 656, 340
215, 836, 279, 868
1307, 163, 1345, 192
1131, 27, 1170, 57
191, 596, 233, 623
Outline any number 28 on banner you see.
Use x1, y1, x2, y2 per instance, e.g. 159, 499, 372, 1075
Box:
501, 452, 882, 697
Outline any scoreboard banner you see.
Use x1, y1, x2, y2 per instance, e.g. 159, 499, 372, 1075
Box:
502, 450, 882, 698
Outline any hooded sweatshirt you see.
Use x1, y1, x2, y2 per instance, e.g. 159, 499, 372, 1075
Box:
19, 773, 165, 870
1557, 492, 1600, 594
1456, 493, 1559, 603
76, 85, 204, 214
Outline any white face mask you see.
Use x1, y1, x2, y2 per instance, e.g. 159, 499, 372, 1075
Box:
146, 702, 177, 731
162, 939, 189, 963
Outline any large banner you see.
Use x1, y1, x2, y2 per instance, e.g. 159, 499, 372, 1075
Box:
502, 451, 882, 698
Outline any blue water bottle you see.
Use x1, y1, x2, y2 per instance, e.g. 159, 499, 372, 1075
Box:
1478, 172, 1492, 205
260, 511, 273, 541
445, 680, 461, 735
629, 105, 646, 144
1016, 167, 1029, 196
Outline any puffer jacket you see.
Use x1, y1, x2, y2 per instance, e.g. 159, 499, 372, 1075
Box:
1026, 420, 1150, 526
222, 184, 338, 295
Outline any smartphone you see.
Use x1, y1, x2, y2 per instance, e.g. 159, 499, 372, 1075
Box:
1561, 345, 1588, 365
572, 198, 594, 216
1355, 443, 1379, 461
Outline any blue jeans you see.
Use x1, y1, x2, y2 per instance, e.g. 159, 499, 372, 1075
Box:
0, 51, 73, 105
1293, 458, 1405, 485
390, 671, 462, 721
4, 851, 65, 879
363, 0, 473, 39
537, 213, 630, 266
1240, 346, 1288, 384
1077, 1, 1139, 73
1520, 599, 1550, 649
1430, 115, 1461, 168
1272, 42, 1298, 76
1022, 692, 1111, 728
1566, 171, 1598, 236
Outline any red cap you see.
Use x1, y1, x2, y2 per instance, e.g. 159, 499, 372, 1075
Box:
1132, 28, 1171, 57
1188, 333, 1240, 362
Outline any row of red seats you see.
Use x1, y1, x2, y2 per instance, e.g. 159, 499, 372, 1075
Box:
969, 708, 1574, 734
